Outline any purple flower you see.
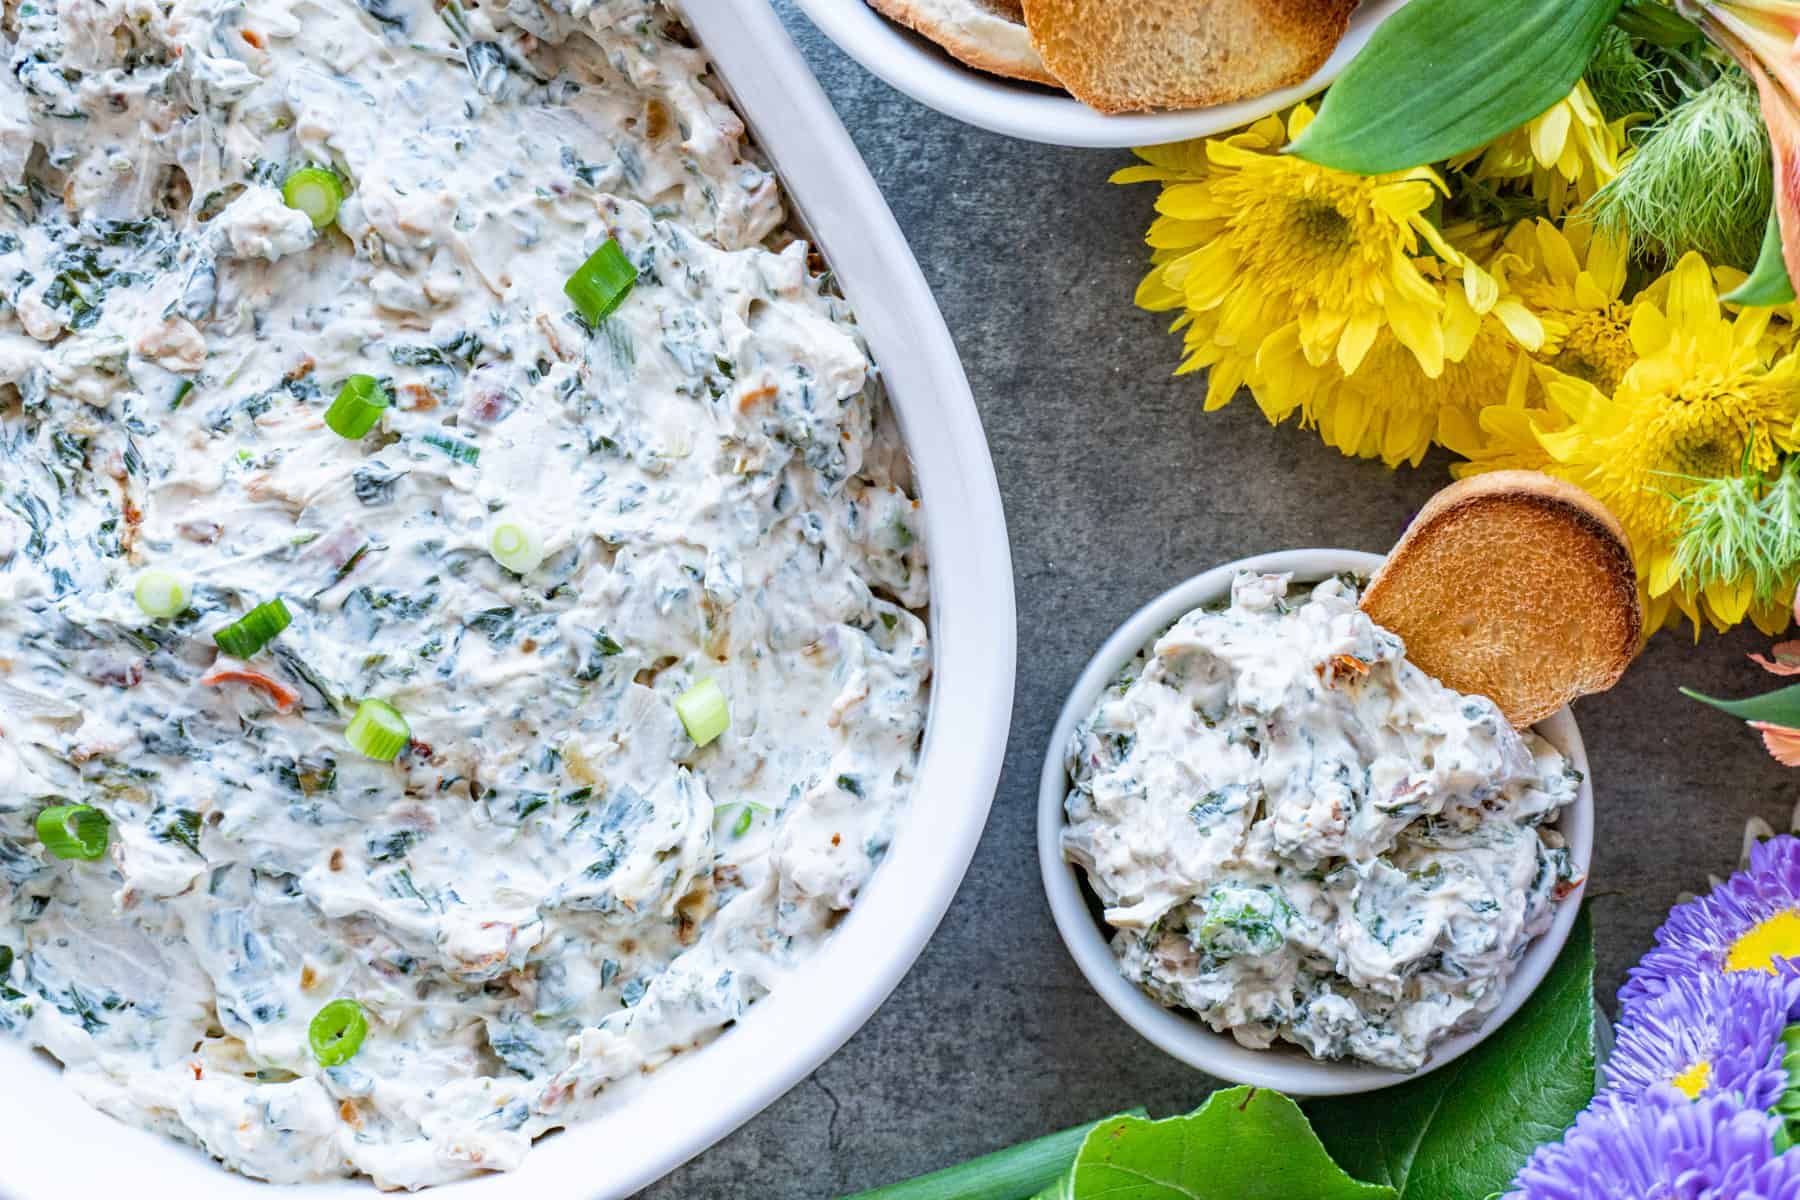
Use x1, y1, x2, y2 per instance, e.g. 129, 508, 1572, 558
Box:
1604, 970, 1800, 1109
1621, 835, 1800, 1013
1507, 1087, 1800, 1200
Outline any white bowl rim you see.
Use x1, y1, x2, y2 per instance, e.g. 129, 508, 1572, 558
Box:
0, 3, 1018, 1197
787, 0, 1412, 148
1036, 548, 1593, 1097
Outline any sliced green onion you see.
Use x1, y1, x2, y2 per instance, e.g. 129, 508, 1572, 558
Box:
563, 238, 637, 325
420, 432, 480, 464
325, 374, 389, 440
213, 598, 291, 658
134, 568, 190, 619
346, 698, 410, 761
282, 166, 345, 230
308, 998, 369, 1066
488, 522, 544, 575
675, 677, 729, 747
36, 805, 110, 861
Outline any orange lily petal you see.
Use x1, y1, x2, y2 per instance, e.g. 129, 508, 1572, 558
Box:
1751, 721, 1800, 767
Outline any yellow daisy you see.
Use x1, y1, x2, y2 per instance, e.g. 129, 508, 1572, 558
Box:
1492, 219, 1639, 393
1457, 253, 1800, 633
1450, 81, 1628, 217
1118, 104, 1486, 402
1256, 281, 1535, 469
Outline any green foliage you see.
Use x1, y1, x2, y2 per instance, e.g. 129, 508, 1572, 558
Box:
1684, 682, 1800, 726
1034, 1091, 1393, 1200
1671, 456, 1800, 602
1584, 26, 1683, 122
1727, 211, 1798, 306
842, 1111, 1147, 1200
1289, 0, 1623, 174
1309, 905, 1596, 1199
1588, 71, 1772, 271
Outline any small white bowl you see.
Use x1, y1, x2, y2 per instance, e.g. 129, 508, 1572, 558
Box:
789, 0, 1411, 148
1037, 549, 1593, 1096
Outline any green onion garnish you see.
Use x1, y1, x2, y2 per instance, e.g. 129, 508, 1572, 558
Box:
134, 568, 190, 619
346, 698, 410, 761
675, 677, 729, 747
213, 598, 291, 658
325, 374, 389, 440
563, 237, 637, 325
282, 166, 345, 230
36, 805, 110, 861
488, 522, 544, 575
308, 998, 369, 1066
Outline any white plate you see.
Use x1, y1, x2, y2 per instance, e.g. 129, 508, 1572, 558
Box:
1037, 549, 1593, 1096
789, 0, 1412, 148
0, 3, 1016, 1197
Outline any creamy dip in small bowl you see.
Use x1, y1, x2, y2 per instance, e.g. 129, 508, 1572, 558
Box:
1037, 549, 1593, 1096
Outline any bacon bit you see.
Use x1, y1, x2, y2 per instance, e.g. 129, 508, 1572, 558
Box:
1553, 876, 1587, 900
644, 98, 670, 140
201, 668, 300, 713
830, 832, 841, 847
1317, 654, 1371, 686
520, 637, 538, 654
93, 660, 144, 689
398, 382, 438, 412
300, 965, 318, 991
240, 28, 265, 48
736, 384, 777, 413
329, 848, 345, 872
190, 1062, 203, 1081
338, 1100, 362, 1127
284, 356, 315, 382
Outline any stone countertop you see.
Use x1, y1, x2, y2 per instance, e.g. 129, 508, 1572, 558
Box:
644, 7, 1800, 1195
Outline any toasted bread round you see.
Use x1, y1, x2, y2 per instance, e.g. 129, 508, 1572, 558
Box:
866, 0, 1060, 87
1359, 472, 1641, 729
1018, 0, 1355, 115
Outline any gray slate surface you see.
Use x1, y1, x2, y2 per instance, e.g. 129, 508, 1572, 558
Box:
644, 6, 1800, 1195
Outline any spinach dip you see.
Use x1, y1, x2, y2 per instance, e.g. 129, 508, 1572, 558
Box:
1063, 573, 1580, 1072
0, 0, 930, 1186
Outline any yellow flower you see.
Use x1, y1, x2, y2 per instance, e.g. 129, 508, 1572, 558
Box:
1450, 81, 1628, 217
1255, 283, 1534, 469
1493, 219, 1638, 393
1117, 104, 1487, 412
1456, 253, 1800, 633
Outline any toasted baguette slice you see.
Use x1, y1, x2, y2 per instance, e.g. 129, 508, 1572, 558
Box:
1019, 0, 1355, 115
1360, 472, 1641, 728
867, 0, 1060, 87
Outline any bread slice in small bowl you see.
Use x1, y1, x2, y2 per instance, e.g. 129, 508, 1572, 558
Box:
1360, 470, 1642, 729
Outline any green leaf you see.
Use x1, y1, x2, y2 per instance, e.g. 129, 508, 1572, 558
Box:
1308, 905, 1596, 1199
1683, 681, 1800, 726
1289, 0, 1624, 174
1036, 1089, 1394, 1200
1724, 211, 1797, 306
1612, 0, 1701, 47
840, 1109, 1148, 1200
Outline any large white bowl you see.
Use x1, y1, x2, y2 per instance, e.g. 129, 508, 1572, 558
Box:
0, 3, 1016, 1197
1037, 549, 1592, 1096
789, 0, 1411, 148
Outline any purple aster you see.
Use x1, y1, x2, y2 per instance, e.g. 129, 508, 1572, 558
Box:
1620, 835, 1800, 1013
1507, 1087, 1800, 1200
1603, 969, 1800, 1109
